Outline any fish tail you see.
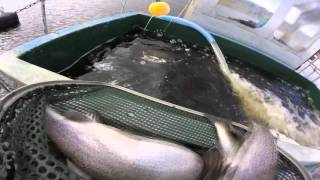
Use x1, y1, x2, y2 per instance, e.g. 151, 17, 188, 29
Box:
201, 147, 225, 180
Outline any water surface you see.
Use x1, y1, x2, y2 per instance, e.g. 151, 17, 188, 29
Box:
67, 30, 320, 149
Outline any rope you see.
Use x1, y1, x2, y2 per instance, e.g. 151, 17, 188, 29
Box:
120, 0, 128, 14
163, 0, 194, 32
15, 0, 40, 13
143, 0, 194, 31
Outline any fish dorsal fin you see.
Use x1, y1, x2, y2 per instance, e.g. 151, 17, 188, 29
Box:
64, 110, 101, 123
201, 147, 226, 180
203, 114, 243, 180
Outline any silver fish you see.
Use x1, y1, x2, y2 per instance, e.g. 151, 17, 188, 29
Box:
46, 107, 204, 180
203, 120, 278, 180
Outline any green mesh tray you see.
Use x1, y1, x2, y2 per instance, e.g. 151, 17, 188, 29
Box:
52, 85, 218, 148
0, 81, 311, 180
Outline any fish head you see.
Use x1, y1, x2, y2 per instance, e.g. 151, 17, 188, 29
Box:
225, 122, 278, 180
46, 107, 101, 124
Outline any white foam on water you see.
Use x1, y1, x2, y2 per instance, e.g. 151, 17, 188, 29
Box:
142, 52, 167, 64
140, 61, 146, 65
93, 62, 114, 71
229, 71, 320, 147
211, 43, 320, 148
0, 87, 7, 98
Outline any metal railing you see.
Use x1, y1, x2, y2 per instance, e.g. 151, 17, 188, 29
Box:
14, 0, 48, 34
296, 50, 320, 86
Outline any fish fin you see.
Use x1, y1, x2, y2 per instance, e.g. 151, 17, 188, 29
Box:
208, 115, 242, 158
205, 113, 245, 180
85, 111, 102, 123
205, 114, 243, 137
223, 165, 237, 180
67, 160, 92, 180
46, 107, 59, 117
201, 147, 226, 180
64, 110, 102, 123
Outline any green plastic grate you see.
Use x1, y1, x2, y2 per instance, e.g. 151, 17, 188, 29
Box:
53, 87, 217, 148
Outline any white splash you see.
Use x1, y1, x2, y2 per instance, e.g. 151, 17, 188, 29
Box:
142, 52, 167, 64
229, 72, 320, 147
93, 62, 114, 71
210, 42, 320, 147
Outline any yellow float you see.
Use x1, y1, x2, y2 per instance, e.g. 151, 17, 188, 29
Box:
148, 0, 170, 16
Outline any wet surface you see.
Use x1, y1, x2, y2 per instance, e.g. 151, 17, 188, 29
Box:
68, 31, 320, 177
67, 31, 319, 127
72, 33, 246, 122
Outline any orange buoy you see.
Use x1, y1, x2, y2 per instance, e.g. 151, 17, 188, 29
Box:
148, 1, 170, 16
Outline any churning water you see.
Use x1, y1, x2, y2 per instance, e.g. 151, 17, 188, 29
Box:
62, 29, 320, 148
209, 40, 320, 147
0, 0, 187, 97
219, 53, 320, 148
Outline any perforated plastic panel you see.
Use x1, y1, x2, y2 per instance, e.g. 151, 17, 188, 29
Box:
0, 81, 310, 180
53, 87, 217, 148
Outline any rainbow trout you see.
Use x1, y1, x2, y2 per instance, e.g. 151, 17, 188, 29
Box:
203, 120, 278, 180
46, 107, 203, 180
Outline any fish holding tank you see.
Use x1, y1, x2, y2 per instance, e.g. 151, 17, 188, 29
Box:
0, 0, 319, 179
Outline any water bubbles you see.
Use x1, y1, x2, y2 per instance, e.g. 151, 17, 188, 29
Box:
2, 142, 9, 150
141, 54, 167, 64
0, 88, 6, 97
156, 32, 163, 37
293, 85, 302, 91
169, 39, 177, 44
202, 47, 208, 52
85, 66, 93, 71
93, 62, 113, 71
140, 61, 146, 65
175, 47, 182, 51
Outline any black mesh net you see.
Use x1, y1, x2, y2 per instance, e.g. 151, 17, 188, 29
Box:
0, 81, 310, 180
